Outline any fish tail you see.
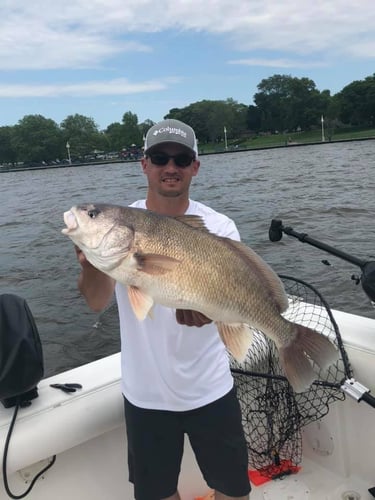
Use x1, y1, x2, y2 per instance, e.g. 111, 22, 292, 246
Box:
278, 323, 339, 393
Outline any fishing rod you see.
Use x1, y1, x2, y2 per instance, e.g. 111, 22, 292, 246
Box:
269, 218, 375, 303
269, 218, 375, 409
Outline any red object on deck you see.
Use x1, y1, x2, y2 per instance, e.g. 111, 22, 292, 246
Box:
248, 459, 301, 486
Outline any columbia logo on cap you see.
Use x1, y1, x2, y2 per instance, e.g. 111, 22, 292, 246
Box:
153, 127, 187, 138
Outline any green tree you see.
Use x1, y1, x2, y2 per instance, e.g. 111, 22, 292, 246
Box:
254, 74, 329, 132
336, 74, 375, 126
139, 119, 155, 140
122, 112, 143, 147
165, 99, 248, 146
247, 105, 262, 132
105, 122, 125, 151
205, 101, 232, 142
0, 126, 18, 165
12, 115, 63, 163
60, 114, 104, 159
225, 98, 248, 139
165, 103, 210, 142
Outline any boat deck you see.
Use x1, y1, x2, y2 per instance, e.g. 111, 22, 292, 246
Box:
247, 459, 372, 500
3, 433, 371, 500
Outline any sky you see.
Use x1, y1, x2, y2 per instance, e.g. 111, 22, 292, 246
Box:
1, 0, 374, 131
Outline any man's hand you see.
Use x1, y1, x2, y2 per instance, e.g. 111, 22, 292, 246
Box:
75, 245, 94, 269
74, 245, 115, 312
176, 309, 213, 327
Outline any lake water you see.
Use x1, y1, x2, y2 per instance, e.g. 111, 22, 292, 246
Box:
1, 140, 374, 377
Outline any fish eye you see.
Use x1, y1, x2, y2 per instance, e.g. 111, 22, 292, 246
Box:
87, 208, 101, 219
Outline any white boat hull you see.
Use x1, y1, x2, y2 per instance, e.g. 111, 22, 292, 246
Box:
1, 308, 375, 500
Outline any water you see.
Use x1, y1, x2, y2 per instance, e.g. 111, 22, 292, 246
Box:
1, 141, 374, 377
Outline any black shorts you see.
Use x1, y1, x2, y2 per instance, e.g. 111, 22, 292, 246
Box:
124, 387, 251, 500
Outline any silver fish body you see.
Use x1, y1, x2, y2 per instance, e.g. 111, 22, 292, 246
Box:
62, 203, 339, 392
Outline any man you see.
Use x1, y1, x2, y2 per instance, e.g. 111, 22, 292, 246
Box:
75, 119, 251, 500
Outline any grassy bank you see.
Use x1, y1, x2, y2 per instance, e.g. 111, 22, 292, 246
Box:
2, 127, 374, 173
199, 127, 375, 154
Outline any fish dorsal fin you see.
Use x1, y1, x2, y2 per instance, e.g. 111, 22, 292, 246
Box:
174, 215, 209, 231
215, 322, 253, 363
127, 286, 154, 320
221, 238, 289, 313
135, 253, 180, 275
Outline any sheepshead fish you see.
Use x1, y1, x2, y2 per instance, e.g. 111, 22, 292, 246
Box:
62, 203, 339, 392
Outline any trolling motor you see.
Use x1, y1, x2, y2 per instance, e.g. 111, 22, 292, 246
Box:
0, 295, 58, 499
269, 219, 375, 303
269, 219, 375, 409
0, 294, 44, 407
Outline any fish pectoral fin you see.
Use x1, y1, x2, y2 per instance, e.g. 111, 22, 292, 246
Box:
127, 286, 154, 320
135, 253, 180, 275
215, 322, 253, 363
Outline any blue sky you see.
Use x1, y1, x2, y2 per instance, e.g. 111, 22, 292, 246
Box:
1, 0, 374, 131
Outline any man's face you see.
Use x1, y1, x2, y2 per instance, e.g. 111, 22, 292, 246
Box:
141, 143, 200, 198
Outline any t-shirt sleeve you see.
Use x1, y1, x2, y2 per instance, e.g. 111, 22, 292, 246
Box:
214, 215, 241, 241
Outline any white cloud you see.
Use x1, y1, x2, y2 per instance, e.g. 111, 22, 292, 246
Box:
0, 28, 150, 70
1, 0, 374, 70
0, 77, 181, 98
346, 40, 375, 59
228, 58, 329, 69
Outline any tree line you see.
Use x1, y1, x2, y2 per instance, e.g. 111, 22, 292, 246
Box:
1, 73, 374, 166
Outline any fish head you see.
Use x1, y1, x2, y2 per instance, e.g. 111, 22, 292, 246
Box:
62, 203, 134, 270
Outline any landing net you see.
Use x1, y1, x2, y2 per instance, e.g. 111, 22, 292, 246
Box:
230, 275, 351, 478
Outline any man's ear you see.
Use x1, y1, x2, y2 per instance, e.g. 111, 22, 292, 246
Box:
192, 160, 200, 176
140, 157, 148, 173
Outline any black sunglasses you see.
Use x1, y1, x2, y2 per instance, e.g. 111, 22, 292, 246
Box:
147, 152, 195, 168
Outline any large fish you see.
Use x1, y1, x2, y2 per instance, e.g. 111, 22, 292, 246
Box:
62, 203, 339, 392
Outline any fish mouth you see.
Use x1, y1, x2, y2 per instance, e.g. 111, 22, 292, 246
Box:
62, 210, 78, 234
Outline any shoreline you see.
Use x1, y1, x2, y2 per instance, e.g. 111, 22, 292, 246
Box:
1, 135, 374, 173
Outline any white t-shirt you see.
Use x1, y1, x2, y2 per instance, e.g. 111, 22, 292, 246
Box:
116, 199, 240, 411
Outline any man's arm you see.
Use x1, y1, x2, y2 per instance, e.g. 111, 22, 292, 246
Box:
75, 246, 115, 312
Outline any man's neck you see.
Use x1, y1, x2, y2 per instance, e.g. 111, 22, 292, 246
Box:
145, 194, 190, 216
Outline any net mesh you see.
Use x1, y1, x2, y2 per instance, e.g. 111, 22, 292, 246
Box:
230, 275, 351, 478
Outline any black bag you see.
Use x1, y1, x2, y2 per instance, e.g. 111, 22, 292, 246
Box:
0, 294, 44, 407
